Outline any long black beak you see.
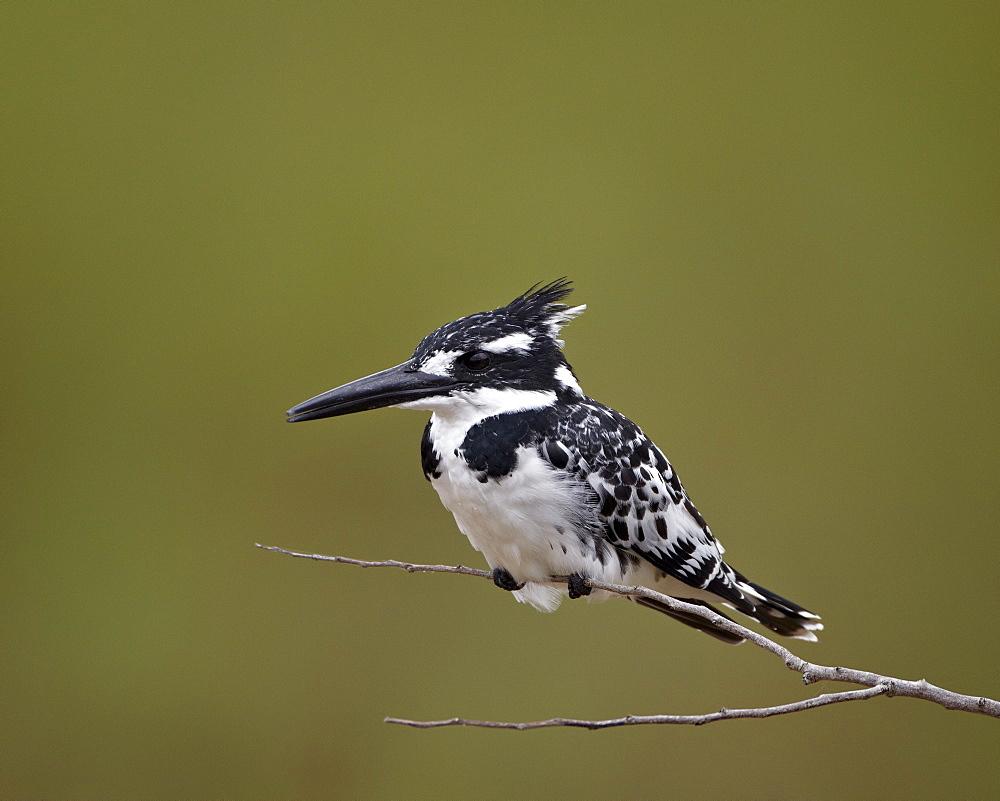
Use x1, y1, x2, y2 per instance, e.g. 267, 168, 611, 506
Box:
286, 360, 459, 422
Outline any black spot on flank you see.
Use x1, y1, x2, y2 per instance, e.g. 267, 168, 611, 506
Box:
634, 505, 646, 520
614, 484, 631, 501
638, 466, 652, 482
476, 473, 489, 484
612, 518, 628, 541
635, 527, 645, 542
635, 486, 648, 502
420, 420, 441, 481
655, 516, 668, 538
616, 502, 630, 517
621, 466, 637, 486
629, 448, 645, 468
561, 543, 568, 554
650, 484, 659, 494
668, 473, 683, 495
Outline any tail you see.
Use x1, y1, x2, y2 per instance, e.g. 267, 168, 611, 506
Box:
634, 575, 823, 645
733, 572, 824, 642
633, 595, 747, 645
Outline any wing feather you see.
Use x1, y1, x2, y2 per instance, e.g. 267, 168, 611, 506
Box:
539, 399, 755, 613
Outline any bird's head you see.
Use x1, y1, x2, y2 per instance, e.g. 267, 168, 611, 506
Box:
286, 279, 587, 423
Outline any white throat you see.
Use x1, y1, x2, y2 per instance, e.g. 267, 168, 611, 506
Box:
396, 387, 556, 455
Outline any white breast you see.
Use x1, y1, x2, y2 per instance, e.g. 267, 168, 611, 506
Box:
432, 444, 572, 568
427, 411, 643, 611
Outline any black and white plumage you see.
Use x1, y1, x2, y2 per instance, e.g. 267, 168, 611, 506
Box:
287, 280, 822, 644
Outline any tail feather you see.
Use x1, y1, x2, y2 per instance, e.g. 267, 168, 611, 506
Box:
634, 596, 746, 645
634, 573, 823, 644
734, 573, 823, 642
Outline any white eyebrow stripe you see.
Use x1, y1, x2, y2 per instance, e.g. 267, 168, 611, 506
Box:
480, 332, 533, 353
419, 349, 461, 376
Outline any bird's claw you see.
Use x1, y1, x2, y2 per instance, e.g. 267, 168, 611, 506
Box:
567, 573, 592, 599
492, 567, 525, 592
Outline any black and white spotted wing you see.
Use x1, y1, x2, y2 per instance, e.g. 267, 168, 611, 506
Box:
538, 399, 757, 616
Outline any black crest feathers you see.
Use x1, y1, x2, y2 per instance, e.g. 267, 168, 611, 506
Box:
501, 279, 585, 339
505, 278, 573, 321
411, 278, 585, 361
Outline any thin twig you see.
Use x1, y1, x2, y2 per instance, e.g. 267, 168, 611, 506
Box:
256, 544, 1000, 726
385, 686, 889, 729
254, 544, 492, 579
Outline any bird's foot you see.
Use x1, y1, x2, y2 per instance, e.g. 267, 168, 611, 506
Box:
492, 567, 525, 592
567, 573, 592, 599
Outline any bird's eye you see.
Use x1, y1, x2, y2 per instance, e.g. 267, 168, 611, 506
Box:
461, 351, 492, 371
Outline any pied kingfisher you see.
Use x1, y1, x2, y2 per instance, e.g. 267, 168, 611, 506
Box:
287, 280, 822, 643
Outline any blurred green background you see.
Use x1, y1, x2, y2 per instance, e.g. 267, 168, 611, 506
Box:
3, 3, 998, 799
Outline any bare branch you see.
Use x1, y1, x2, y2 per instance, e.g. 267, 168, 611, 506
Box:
385, 686, 889, 729
256, 544, 1000, 724
255, 544, 492, 579
583, 577, 1000, 718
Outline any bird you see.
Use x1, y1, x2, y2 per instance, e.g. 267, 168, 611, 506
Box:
286, 279, 822, 644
